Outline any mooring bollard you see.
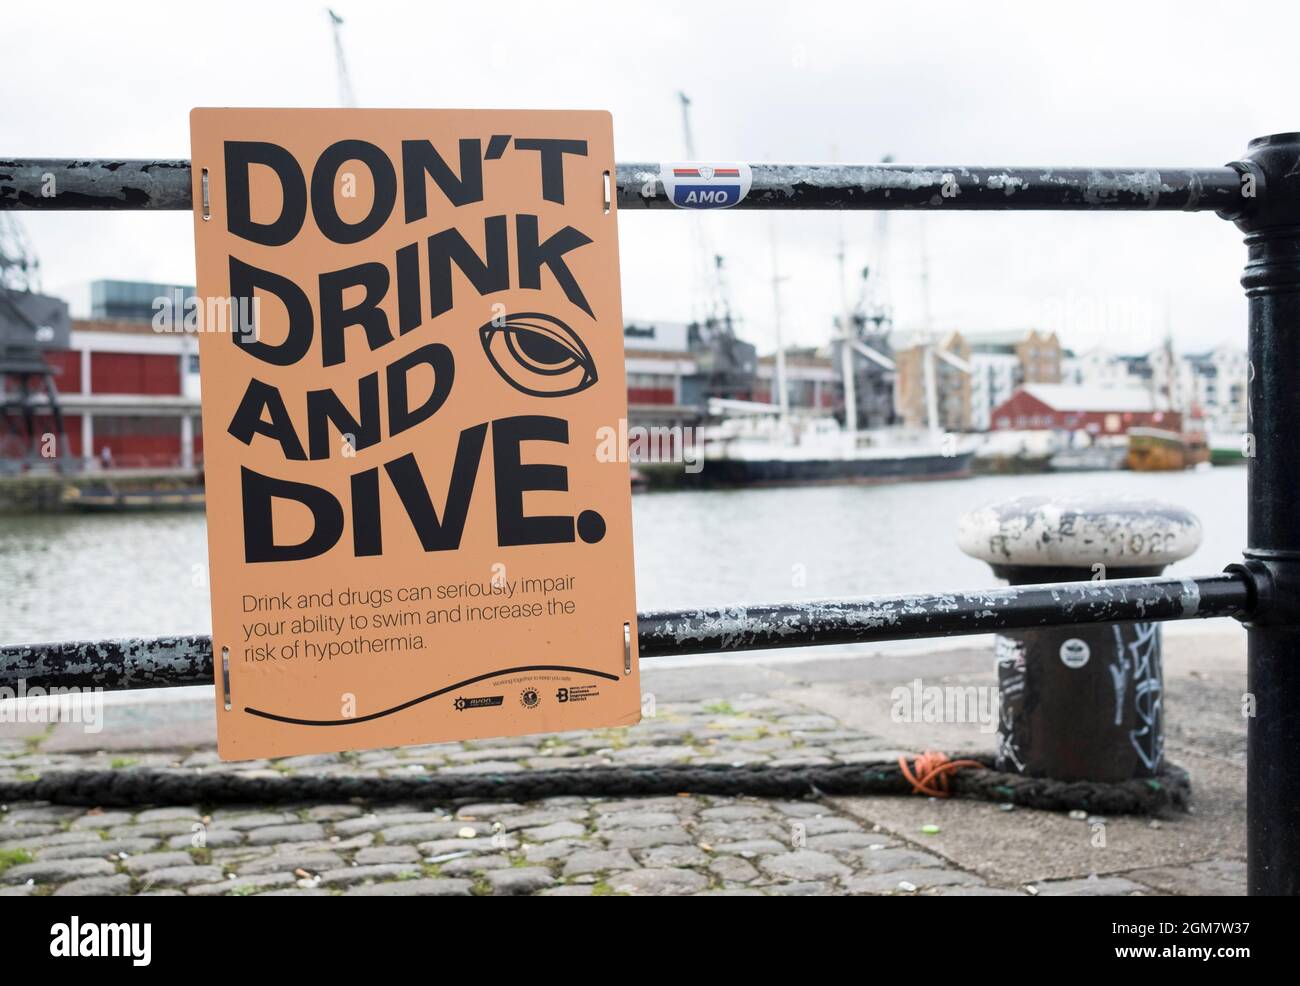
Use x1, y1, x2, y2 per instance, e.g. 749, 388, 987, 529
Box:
957, 494, 1202, 783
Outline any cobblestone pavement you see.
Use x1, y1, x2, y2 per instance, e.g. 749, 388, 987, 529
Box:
0, 694, 1239, 896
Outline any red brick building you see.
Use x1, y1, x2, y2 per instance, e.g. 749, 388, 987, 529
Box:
10, 318, 202, 470
990, 383, 1180, 435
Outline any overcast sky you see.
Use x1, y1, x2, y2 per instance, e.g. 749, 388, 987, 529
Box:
5, 0, 1298, 355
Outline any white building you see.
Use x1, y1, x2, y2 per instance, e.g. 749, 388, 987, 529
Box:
1061, 342, 1247, 435
968, 351, 1020, 431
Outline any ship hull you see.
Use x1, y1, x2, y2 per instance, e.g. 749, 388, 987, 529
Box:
673, 450, 975, 488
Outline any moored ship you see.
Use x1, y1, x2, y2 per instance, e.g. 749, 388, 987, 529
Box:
680, 401, 975, 488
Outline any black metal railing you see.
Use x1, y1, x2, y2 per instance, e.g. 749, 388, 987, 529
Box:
2, 136, 1298, 896
0, 572, 1255, 691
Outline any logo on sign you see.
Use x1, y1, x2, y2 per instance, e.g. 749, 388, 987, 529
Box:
454, 695, 504, 711
659, 162, 753, 209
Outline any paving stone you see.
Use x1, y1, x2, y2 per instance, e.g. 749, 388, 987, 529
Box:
246, 823, 326, 846
709, 856, 759, 883
698, 820, 787, 844
446, 747, 536, 763
522, 821, 587, 841
636, 845, 710, 868
698, 805, 773, 822
0, 824, 60, 839
106, 820, 197, 839
487, 867, 556, 895
209, 811, 300, 829
123, 852, 193, 873
319, 863, 423, 887
609, 868, 709, 896
136, 808, 202, 822
843, 868, 984, 894
304, 804, 365, 822
0, 831, 106, 853
355, 845, 421, 865
70, 812, 134, 829
760, 851, 851, 882
142, 865, 225, 888
419, 835, 516, 857
52, 875, 133, 896
542, 885, 597, 896
270, 754, 342, 770
334, 813, 450, 836
455, 802, 525, 818
381, 821, 489, 844
38, 838, 154, 860
345, 878, 473, 896
3, 858, 116, 883
239, 851, 344, 875
607, 745, 697, 764
765, 881, 836, 895
709, 839, 787, 856
438, 855, 511, 876
168, 829, 244, 850
1030, 876, 1152, 896
603, 827, 694, 850
521, 839, 587, 863
593, 797, 692, 814
594, 811, 680, 830
805, 832, 880, 854
858, 847, 946, 872
188, 873, 299, 896
499, 808, 589, 830
4, 806, 84, 823
561, 849, 637, 876
439, 761, 524, 774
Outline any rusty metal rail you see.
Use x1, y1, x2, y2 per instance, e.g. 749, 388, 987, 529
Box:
1, 158, 1252, 213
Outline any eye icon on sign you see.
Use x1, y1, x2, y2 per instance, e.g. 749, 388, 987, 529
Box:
479, 312, 597, 398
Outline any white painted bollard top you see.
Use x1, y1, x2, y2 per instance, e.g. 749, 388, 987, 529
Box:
957, 493, 1202, 570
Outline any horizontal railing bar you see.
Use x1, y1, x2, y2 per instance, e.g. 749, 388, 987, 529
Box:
0, 571, 1252, 693
639, 571, 1251, 656
0, 159, 1250, 213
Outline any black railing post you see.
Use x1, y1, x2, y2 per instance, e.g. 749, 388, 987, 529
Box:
1232, 133, 1300, 896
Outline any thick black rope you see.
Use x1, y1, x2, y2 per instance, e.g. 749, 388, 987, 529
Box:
0, 757, 1190, 816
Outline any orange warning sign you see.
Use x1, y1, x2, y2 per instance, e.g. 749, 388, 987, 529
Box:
189, 109, 639, 760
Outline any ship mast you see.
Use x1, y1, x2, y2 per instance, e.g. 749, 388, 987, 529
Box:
327, 9, 357, 108
836, 225, 858, 433
770, 224, 789, 422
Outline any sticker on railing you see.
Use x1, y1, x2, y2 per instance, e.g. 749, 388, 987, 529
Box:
658, 162, 752, 209
1059, 638, 1091, 668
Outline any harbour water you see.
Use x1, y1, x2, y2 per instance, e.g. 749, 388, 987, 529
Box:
0, 466, 1247, 647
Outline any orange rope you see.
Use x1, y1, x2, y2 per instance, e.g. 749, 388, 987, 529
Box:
898, 751, 987, 798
